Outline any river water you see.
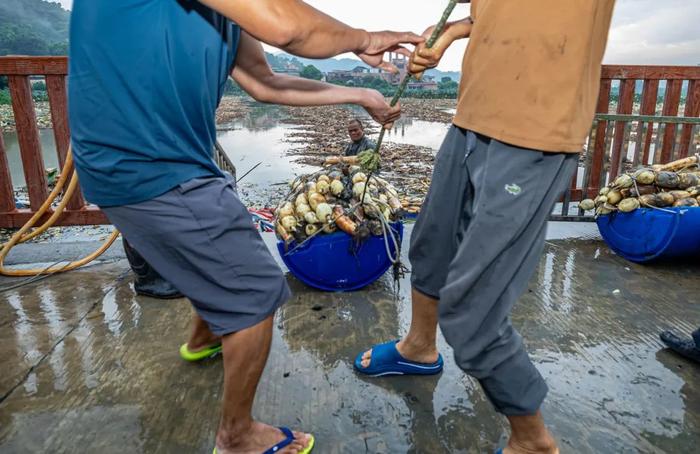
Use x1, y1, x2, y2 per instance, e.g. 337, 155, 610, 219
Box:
3, 107, 449, 204
4, 103, 597, 209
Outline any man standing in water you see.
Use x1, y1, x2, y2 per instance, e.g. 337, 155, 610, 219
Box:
355, 1, 616, 453
69, 1, 422, 452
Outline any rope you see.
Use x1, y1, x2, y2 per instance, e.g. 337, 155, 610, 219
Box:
378, 210, 400, 264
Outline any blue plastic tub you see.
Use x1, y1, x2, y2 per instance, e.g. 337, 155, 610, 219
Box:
596, 207, 700, 263
277, 222, 404, 291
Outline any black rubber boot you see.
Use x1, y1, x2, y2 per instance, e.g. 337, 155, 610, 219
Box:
660, 329, 700, 364
123, 239, 184, 299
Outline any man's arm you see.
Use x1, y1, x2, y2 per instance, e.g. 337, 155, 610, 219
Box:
408, 0, 476, 77
231, 32, 401, 127
408, 18, 473, 77
199, 0, 423, 72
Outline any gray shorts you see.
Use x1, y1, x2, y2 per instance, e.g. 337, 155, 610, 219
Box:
102, 176, 290, 336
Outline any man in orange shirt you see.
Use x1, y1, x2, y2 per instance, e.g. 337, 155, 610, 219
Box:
355, 1, 616, 453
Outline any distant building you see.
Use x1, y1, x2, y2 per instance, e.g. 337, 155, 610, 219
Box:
377, 54, 438, 90
327, 66, 382, 84
408, 75, 438, 91
322, 54, 437, 90
271, 61, 301, 77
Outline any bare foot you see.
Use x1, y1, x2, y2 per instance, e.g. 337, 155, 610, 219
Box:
360, 339, 439, 368
216, 421, 312, 454
503, 432, 559, 454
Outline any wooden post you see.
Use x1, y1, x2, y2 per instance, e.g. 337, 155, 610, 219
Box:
639, 79, 659, 166
0, 131, 15, 212
660, 79, 682, 162
609, 79, 635, 179
46, 74, 85, 210
589, 79, 611, 193
46, 75, 70, 167
8, 75, 48, 210
679, 80, 700, 158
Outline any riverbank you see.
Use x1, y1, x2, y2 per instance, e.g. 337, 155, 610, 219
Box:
1, 96, 455, 133
1, 102, 53, 131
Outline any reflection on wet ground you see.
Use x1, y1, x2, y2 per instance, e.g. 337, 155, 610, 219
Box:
1, 227, 699, 453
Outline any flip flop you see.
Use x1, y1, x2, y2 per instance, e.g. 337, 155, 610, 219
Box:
354, 340, 443, 377
179, 342, 222, 362
212, 427, 315, 454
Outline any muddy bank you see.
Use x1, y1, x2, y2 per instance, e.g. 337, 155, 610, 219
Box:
215, 96, 252, 125
1, 102, 53, 132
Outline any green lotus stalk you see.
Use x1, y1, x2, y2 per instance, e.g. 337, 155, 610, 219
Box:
371, 0, 459, 157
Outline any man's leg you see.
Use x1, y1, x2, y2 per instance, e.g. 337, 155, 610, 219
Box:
359, 126, 472, 369
216, 315, 311, 454
505, 411, 557, 454
123, 238, 183, 299
102, 176, 310, 451
186, 311, 221, 352
438, 137, 578, 453
360, 289, 439, 367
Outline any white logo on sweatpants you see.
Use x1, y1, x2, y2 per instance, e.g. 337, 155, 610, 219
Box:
505, 183, 522, 196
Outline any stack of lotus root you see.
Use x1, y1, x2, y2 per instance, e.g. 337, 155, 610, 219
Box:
580, 155, 700, 215
274, 163, 403, 246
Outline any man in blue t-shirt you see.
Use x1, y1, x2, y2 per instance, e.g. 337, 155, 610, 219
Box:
69, 1, 422, 453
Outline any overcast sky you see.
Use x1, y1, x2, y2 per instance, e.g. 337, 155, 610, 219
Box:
55, 0, 700, 70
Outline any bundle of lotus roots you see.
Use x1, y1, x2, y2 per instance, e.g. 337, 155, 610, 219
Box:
323, 155, 425, 215
579, 155, 700, 215
274, 164, 403, 246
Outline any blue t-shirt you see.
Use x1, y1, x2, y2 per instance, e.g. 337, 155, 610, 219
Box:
68, 0, 240, 206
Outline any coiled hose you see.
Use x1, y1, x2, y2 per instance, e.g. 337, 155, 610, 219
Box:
0, 145, 120, 277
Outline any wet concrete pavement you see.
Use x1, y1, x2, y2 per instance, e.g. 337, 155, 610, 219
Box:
1, 224, 700, 453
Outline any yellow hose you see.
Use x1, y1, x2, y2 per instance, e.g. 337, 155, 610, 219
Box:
0, 145, 120, 277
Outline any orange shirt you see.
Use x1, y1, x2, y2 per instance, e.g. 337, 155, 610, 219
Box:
454, 0, 615, 152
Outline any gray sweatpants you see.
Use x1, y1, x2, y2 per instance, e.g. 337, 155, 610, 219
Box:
409, 126, 578, 415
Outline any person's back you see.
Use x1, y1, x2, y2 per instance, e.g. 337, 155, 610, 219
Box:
69, 0, 239, 207
455, 0, 615, 152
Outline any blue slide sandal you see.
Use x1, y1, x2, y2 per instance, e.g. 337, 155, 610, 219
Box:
354, 340, 444, 377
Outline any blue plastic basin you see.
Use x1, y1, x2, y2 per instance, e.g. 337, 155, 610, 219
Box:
596, 207, 700, 263
277, 222, 404, 291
